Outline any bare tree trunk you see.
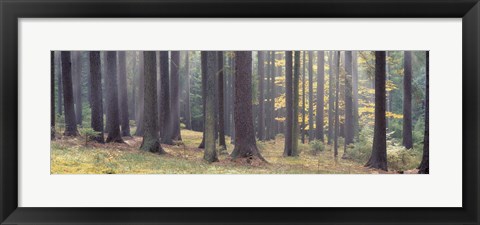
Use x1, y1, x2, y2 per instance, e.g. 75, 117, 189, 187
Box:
283, 51, 294, 156
217, 51, 227, 153
72, 52, 83, 126
257, 51, 265, 140
327, 51, 335, 145
51, 52, 56, 140
418, 51, 429, 174
117, 51, 131, 137
159, 51, 173, 145
185, 51, 192, 129
61, 51, 78, 136
105, 51, 124, 143
402, 51, 413, 149
89, 51, 104, 143
365, 51, 387, 171
135, 52, 145, 136
301, 51, 306, 143
56, 52, 63, 115
352, 51, 359, 139
316, 51, 325, 142
292, 51, 300, 156
199, 52, 207, 148
334, 51, 340, 158
344, 51, 354, 157
270, 51, 277, 139
170, 51, 182, 141
308, 51, 314, 141
204, 51, 219, 162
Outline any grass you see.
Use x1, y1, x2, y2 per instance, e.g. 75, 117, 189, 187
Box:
51, 129, 406, 174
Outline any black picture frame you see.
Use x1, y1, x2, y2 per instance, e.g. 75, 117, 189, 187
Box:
1, 0, 479, 224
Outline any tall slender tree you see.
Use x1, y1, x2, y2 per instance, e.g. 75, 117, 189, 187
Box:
140, 51, 166, 154
135, 52, 145, 136
170, 51, 182, 141
73, 52, 83, 126
105, 51, 124, 143
231, 51, 266, 161
217, 51, 227, 152
270, 51, 277, 139
51, 52, 56, 140
292, 51, 301, 156
265, 51, 272, 140
327, 51, 335, 144
301, 52, 306, 143
365, 51, 388, 171
316, 51, 325, 142
344, 51, 354, 157
403, 51, 413, 149
185, 51, 192, 129
418, 51, 429, 174
198, 52, 207, 148
159, 51, 173, 145
89, 51, 104, 143
283, 51, 294, 156
334, 51, 340, 158
204, 51, 219, 162
352, 51, 359, 139
117, 51, 131, 137
56, 52, 63, 115
61, 51, 78, 136
308, 51, 314, 141
257, 51, 265, 140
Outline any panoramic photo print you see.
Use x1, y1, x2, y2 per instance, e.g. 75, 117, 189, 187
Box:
50, 51, 429, 174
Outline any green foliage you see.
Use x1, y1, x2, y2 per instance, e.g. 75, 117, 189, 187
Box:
79, 127, 101, 146
309, 140, 325, 154
349, 127, 374, 162
386, 146, 421, 172
413, 117, 425, 144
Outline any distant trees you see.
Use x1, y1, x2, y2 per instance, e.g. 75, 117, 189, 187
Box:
316, 51, 325, 142
418, 51, 429, 174
231, 51, 265, 161
105, 51, 124, 143
89, 51, 104, 143
365, 51, 387, 171
117, 51, 131, 137
140, 51, 165, 154
403, 51, 413, 149
61, 51, 78, 136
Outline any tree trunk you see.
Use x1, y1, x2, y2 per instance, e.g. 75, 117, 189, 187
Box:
418, 51, 429, 174
334, 51, 340, 158
217, 51, 227, 152
308, 51, 314, 141
61, 51, 78, 136
170, 51, 182, 141
105, 51, 124, 143
140, 51, 166, 154
89, 51, 104, 143
265, 51, 271, 140
231, 51, 266, 161
316, 51, 325, 142
135, 52, 145, 136
71, 52, 83, 126
365, 51, 388, 171
292, 51, 301, 156
130, 52, 137, 121
352, 51, 359, 139
283, 51, 294, 156
327, 51, 335, 145
51, 52, 56, 140
344, 51, 354, 157
270, 51, 277, 140
159, 51, 173, 145
402, 51, 413, 149
203, 51, 219, 162
257, 51, 265, 140
56, 52, 63, 115
301, 51, 306, 143
117, 51, 131, 137
198, 51, 207, 148
185, 51, 192, 130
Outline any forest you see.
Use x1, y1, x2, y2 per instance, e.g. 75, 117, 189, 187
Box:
51, 50, 429, 174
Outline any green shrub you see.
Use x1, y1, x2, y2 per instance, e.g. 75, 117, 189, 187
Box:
79, 127, 101, 146
309, 140, 325, 154
387, 145, 421, 171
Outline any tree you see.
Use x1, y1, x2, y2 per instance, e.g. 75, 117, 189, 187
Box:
308, 51, 314, 141
334, 51, 340, 158
51, 52, 55, 140
72, 52, 83, 126
89, 51, 104, 143
159, 51, 173, 145
61, 51, 78, 136
402, 51, 413, 149
327, 51, 335, 144
117, 51, 131, 137
217, 51, 227, 152
105, 51, 124, 143
365, 51, 388, 171
292, 51, 301, 156
257, 51, 265, 140
185, 51, 192, 129
134, 52, 145, 136
352, 51, 359, 139
198, 52, 207, 148
140, 51, 166, 154
204, 51, 219, 162
231, 51, 266, 161
418, 51, 429, 174
344, 51, 354, 157
269, 51, 277, 139
56, 52, 63, 116
283, 51, 294, 156
301, 52, 306, 143
170, 51, 182, 141
316, 51, 325, 142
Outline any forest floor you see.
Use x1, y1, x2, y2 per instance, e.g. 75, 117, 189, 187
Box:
51, 129, 413, 174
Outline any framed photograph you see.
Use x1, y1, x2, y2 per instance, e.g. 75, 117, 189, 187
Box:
1, 0, 478, 224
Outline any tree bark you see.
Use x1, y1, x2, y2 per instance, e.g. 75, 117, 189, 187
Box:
418, 51, 429, 174
316, 51, 325, 142
365, 51, 388, 171
301, 52, 306, 143
61, 51, 78, 136
292, 51, 301, 156
270, 51, 277, 139
352, 51, 359, 139
72, 52, 83, 126
217, 51, 227, 152
327, 51, 335, 145
198, 52, 207, 148
203, 51, 219, 162
402, 51, 413, 149
89, 51, 104, 143
159, 51, 173, 145
135, 52, 145, 136
51, 52, 56, 140
344, 51, 354, 156
140, 51, 166, 154
56, 52, 63, 115
117, 51, 131, 137
231, 51, 266, 161
170, 51, 182, 141
257, 51, 265, 141
308, 51, 314, 141
185, 51, 192, 129
334, 51, 340, 158
105, 51, 124, 143
283, 51, 294, 156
